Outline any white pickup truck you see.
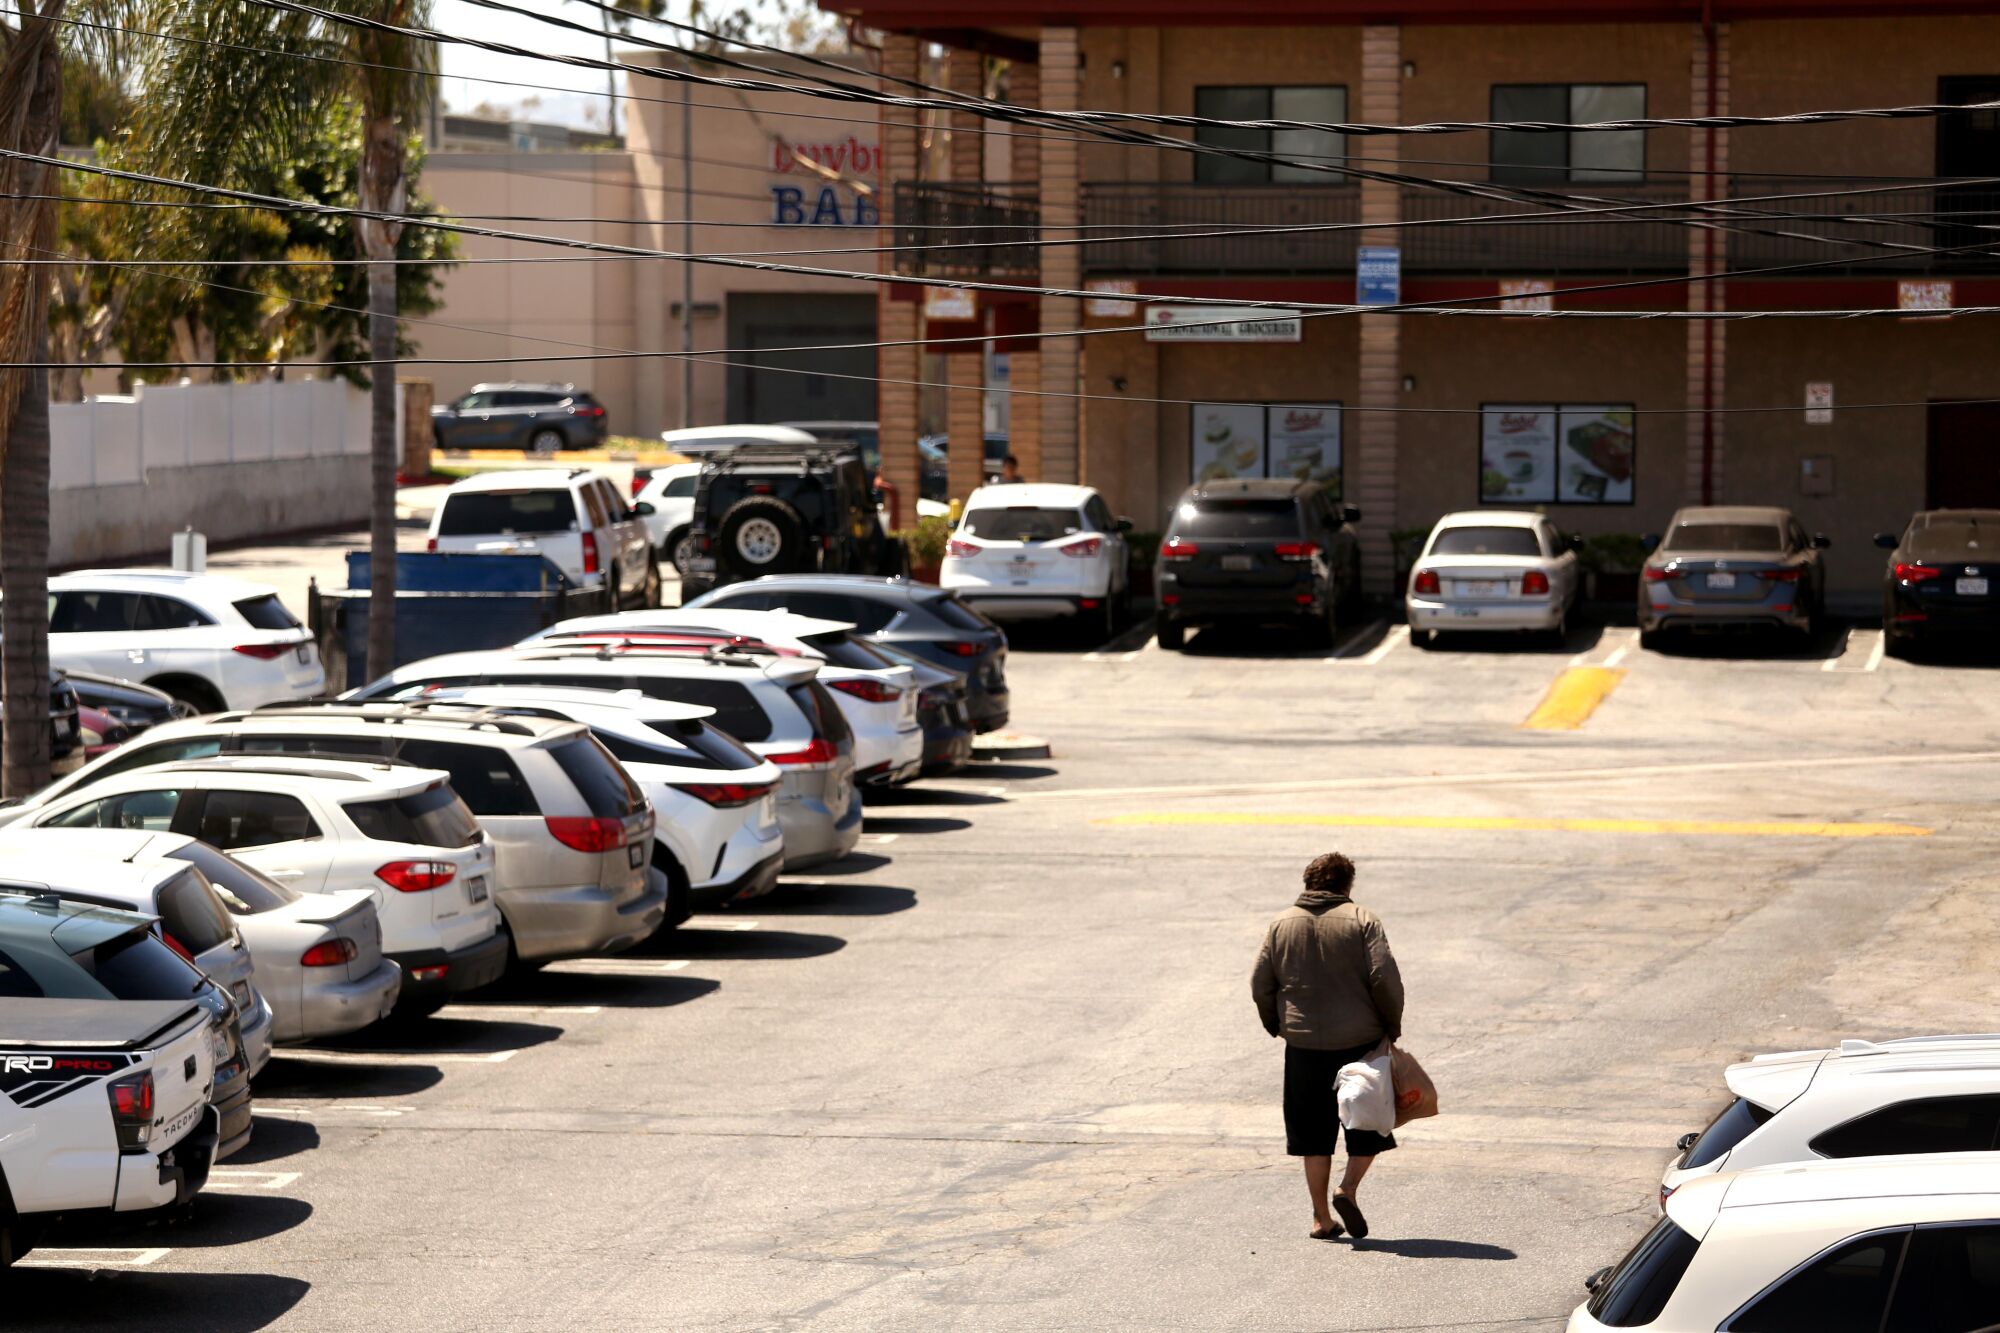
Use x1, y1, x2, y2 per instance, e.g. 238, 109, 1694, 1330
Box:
0, 997, 220, 1268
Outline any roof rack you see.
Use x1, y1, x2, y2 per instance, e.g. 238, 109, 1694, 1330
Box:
235, 701, 540, 737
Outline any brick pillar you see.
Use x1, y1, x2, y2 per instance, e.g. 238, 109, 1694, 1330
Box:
1006, 59, 1042, 482
1010, 63, 1040, 184
1037, 27, 1082, 484
1355, 25, 1403, 596
1686, 22, 1730, 505
877, 34, 923, 528
944, 49, 987, 503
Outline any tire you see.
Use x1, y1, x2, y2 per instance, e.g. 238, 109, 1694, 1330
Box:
603, 573, 622, 615
528, 427, 564, 455
1412, 628, 1437, 650
0, 1212, 42, 1269
664, 527, 696, 574
717, 496, 810, 578
1156, 616, 1185, 650
1638, 628, 1665, 652
1548, 608, 1570, 649
1307, 599, 1339, 650
148, 675, 225, 714
641, 559, 662, 609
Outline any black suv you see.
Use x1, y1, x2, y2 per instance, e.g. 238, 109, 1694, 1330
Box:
431, 382, 609, 454
680, 446, 906, 598
1155, 479, 1363, 649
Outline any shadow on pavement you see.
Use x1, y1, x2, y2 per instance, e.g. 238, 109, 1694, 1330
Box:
225, 1114, 320, 1165
313, 1016, 564, 1058
1345, 1236, 1518, 1261
251, 1058, 443, 1099
1893, 639, 2000, 670
1178, 623, 1352, 659
1644, 619, 1848, 661
757, 883, 917, 916
967, 763, 1058, 781
647, 926, 846, 961
53, 1194, 314, 1251
1414, 622, 1603, 656
798, 850, 892, 877
864, 786, 1005, 807
858, 815, 972, 835
471, 971, 721, 1009
6, 1271, 310, 1331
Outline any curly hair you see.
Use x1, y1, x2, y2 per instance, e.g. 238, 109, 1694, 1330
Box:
1302, 852, 1356, 895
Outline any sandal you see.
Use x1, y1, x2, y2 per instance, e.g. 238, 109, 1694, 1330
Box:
1331, 1192, 1369, 1240
1309, 1220, 1345, 1241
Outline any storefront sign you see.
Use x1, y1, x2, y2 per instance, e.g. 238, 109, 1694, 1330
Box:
1145, 306, 1302, 342
770, 184, 879, 226
1501, 279, 1554, 314
1191, 404, 1267, 481
1556, 406, 1636, 504
1805, 381, 1834, 424
924, 287, 977, 322
1357, 247, 1401, 306
1480, 405, 1636, 505
1266, 405, 1342, 485
1481, 406, 1557, 503
1086, 280, 1139, 318
768, 135, 882, 227
1898, 280, 1954, 313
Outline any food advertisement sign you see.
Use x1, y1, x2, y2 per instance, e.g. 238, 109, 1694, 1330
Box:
1265, 405, 1342, 486
1479, 406, 1557, 503
1190, 404, 1267, 482
1556, 406, 1636, 504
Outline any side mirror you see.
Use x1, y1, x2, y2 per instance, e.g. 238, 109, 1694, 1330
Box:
1676, 1132, 1701, 1153
629, 502, 655, 518
1873, 531, 1899, 550
1341, 505, 1363, 525
1812, 533, 1832, 550
1584, 1265, 1615, 1295
1567, 533, 1586, 552
1640, 533, 1662, 554
1115, 517, 1134, 534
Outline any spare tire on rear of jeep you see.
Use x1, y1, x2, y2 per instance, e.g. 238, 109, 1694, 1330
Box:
717, 496, 810, 577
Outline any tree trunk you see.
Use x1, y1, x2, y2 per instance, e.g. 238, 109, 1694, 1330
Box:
358, 111, 406, 683
1, 326, 53, 798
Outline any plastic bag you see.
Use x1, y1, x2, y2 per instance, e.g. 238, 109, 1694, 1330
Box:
1391, 1045, 1440, 1127
1336, 1046, 1396, 1134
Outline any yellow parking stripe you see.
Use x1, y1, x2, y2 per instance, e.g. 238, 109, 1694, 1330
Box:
1094, 813, 1930, 839
1523, 666, 1626, 730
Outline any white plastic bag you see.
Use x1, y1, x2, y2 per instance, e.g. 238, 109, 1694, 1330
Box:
1336, 1045, 1396, 1134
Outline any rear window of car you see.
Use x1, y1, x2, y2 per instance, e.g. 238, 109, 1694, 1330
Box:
157, 868, 235, 954
233, 594, 300, 632
605, 677, 772, 743
662, 474, 698, 498
1586, 1216, 1701, 1327
635, 720, 761, 771
787, 681, 852, 746
436, 490, 578, 536
1664, 523, 1783, 553
393, 740, 541, 817
163, 842, 302, 913
344, 782, 481, 848
1430, 527, 1542, 557
964, 507, 1083, 542
924, 593, 994, 633
1682, 1096, 1774, 1169
547, 735, 645, 817
1176, 500, 1299, 539
71, 929, 206, 1001
0, 944, 41, 997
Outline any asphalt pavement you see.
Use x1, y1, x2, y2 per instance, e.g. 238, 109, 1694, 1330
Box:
12, 594, 1998, 1331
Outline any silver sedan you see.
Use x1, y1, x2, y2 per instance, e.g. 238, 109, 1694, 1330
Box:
1638, 505, 1828, 646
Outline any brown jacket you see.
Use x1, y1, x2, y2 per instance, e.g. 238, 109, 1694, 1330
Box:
1250, 889, 1404, 1050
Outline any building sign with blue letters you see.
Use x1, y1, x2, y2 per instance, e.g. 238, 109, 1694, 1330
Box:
769, 135, 880, 227
1357, 246, 1401, 306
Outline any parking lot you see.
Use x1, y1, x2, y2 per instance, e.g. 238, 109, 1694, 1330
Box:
10, 587, 1994, 1331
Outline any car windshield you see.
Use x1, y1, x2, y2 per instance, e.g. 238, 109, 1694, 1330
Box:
437, 490, 578, 536
964, 507, 1083, 542
163, 841, 302, 912
1175, 500, 1298, 539
1430, 527, 1541, 557
233, 594, 300, 631
1664, 523, 1783, 553
1681, 1095, 1774, 1169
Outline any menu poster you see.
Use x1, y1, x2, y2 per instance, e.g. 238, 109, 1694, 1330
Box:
1190, 404, 1267, 482
1265, 404, 1342, 486
1557, 405, 1636, 504
1480, 405, 1558, 503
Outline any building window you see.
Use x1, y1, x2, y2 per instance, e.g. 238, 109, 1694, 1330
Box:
1193, 86, 1347, 185
1490, 84, 1646, 184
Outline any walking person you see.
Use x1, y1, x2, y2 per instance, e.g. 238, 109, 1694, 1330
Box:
1250, 852, 1404, 1241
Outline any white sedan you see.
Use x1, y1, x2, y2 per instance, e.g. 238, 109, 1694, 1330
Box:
939, 483, 1130, 637
1405, 511, 1581, 645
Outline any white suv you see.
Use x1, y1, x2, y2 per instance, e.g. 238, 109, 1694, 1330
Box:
427, 469, 659, 610
940, 483, 1131, 634
14, 756, 508, 1015
47, 569, 324, 712
634, 462, 702, 569
1660, 1034, 2000, 1210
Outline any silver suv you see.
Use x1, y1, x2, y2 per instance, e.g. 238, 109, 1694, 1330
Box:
0, 706, 667, 965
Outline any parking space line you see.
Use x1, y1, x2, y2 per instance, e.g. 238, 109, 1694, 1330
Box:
208, 1169, 301, 1190
544, 958, 690, 976
1334, 623, 1407, 665
1571, 628, 1639, 668
1523, 667, 1626, 730
1319, 618, 1387, 661
277, 1048, 519, 1066
17, 1248, 171, 1268
434, 1003, 604, 1017
864, 833, 900, 845
1094, 812, 1931, 838
257, 1104, 410, 1118
1822, 627, 1886, 673
689, 919, 761, 932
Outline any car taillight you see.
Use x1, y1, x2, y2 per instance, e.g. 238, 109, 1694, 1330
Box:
162, 932, 195, 962
1642, 566, 1678, 583
767, 738, 838, 765
581, 531, 600, 576
946, 538, 980, 558
1412, 570, 1441, 596
630, 472, 650, 498
1894, 562, 1942, 583
1521, 570, 1551, 595
828, 678, 904, 703
585, 405, 606, 417
675, 781, 776, 808
1273, 541, 1320, 560
301, 938, 359, 968
939, 641, 983, 658
107, 1071, 154, 1151
1061, 537, 1103, 558
375, 860, 458, 892
232, 643, 291, 660
1160, 537, 1199, 561
1765, 568, 1804, 583
543, 816, 625, 853
426, 537, 438, 552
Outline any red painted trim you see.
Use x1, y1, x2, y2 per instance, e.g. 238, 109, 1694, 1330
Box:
835, 0, 2000, 30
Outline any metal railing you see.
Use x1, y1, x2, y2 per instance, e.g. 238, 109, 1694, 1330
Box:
1080, 182, 1361, 275
891, 181, 1041, 278
1719, 176, 2000, 274
1400, 180, 1692, 274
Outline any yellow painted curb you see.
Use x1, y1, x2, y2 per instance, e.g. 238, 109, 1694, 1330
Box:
1523, 666, 1626, 731
1093, 813, 1931, 839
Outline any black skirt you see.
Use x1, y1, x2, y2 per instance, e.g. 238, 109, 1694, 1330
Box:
1283, 1040, 1399, 1158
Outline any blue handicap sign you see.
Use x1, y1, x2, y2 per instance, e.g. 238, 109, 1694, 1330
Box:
1357, 246, 1401, 306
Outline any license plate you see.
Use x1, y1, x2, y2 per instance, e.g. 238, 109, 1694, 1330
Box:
1707, 572, 1737, 590
231, 980, 254, 1010
687, 556, 715, 574
627, 843, 645, 869
296, 644, 311, 664
1958, 577, 1989, 596
1452, 608, 1481, 618
1462, 580, 1499, 597
466, 875, 489, 903
1221, 554, 1253, 571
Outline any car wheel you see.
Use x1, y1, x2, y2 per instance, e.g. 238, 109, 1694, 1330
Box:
603, 572, 622, 615
641, 559, 662, 608
1412, 628, 1436, 650
1549, 607, 1570, 649
528, 428, 564, 455
717, 496, 810, 578
1309, 600, 1339, 650
664, 527, 696, 573
1638, 627, 1665, 651
1156, 616, 1185, 651
148, 674, 225, 714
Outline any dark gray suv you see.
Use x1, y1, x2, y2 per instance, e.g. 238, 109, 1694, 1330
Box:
432, 383, 609, 454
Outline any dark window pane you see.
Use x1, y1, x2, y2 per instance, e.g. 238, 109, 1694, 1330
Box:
547, 736, 644, 817
1885, 1224, 2000, 1332
1491, 85, 1570, 184
1177, 500, 1302, 539
1812, 1096, 2000, 1158
196, 791, 320, 849
233, 594, 301, 631
788, 682, 851, 745
1682, 1096, 1775, 1169
495, 675, 772, 743
239, 735, 389, 759
1271, 86, 1347, 184
1588, 1217, 1702, 1327
963, 507, 1086, 542
642, 720, 761, 771
662, 475, 697, 498
395, 740, 541, 817
135, 596, 211, 631
343, 783, 482, 849
1571, 85, 1646, 181
74, 931, 207, 1001
50, 591, 139, 635
925, 594, 995, 633
436, 490, 578, 536
164, 842, 301, 913
0, 946, 44, 997
1728, 1233, 1903, 1333
1194, 86, 1270, 184
45, 788, 183, 833
156, 869, 234, 953
1430, 527, 1544, 557
1664, 524, 1786, 553
83, 737, 223, 785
